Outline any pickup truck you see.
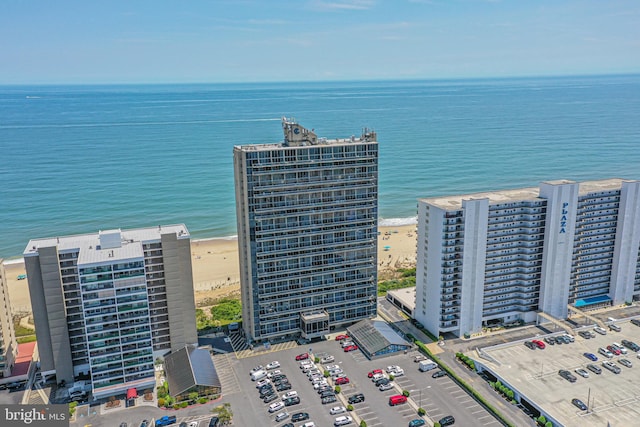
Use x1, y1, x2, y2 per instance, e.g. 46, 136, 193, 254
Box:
155, 416, 177, 426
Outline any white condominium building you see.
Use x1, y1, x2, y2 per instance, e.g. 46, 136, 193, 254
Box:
234, 118, 379, 342
415, 179, 640, 337
23, 225, 197, 399
0, 260, 18, 378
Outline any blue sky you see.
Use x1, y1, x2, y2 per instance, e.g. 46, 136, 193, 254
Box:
1, 0, 639, 84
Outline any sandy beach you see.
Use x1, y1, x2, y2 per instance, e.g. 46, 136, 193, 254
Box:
2, 224, 417, 313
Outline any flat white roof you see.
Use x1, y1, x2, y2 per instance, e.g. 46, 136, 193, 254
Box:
24, 224, 190, 261
420, 178, 632, 210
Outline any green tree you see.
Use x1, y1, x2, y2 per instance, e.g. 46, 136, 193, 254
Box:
418, 407, 426, 416
402, 390, 410, 397
188, 391, 199, 402
537, 415, 547, 425
334, 386, 341, 394
347, 404, 354, 411
214, 403, 233, 425
359, 421, 367, 427
545, 422, 552, 427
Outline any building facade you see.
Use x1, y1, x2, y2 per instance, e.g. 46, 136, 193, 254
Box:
0, 260, 18, 378
23, 225, 197, 399
234, 118, 378, 342
415, 179, 640, 337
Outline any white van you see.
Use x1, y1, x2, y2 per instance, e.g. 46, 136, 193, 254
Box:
334, 415, 353, 426
250, 369, 267, 381
419, 359, 438, 372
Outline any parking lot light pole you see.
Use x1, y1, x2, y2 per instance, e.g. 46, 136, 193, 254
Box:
587, 387, 591, 413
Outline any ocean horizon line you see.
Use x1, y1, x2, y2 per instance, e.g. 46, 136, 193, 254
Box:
2, 71, 639, 89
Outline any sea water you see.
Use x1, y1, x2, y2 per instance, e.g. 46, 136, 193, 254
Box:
1, 74, 640, 257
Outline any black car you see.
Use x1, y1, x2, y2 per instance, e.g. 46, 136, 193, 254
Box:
543, 336, 555, 345
259, 387, 274, 397
322, 395, 337, 404
208, 417, 219, 427
622, 339, 640, 352
631, 318, 640, 327
284, 396, 300, 406
282, 424, 294, 427
439, 415, 455, 426
277, 383, 292, 391
375, 377, 390, 386
587, 364, 602, 374
571, 398, 587, 411
320, 390, 335, 398
348, 393, 365, 404
558, 369, 577, 383
432, 370, 447, 378
524, 341, 536, 350
291, 412, 309, 422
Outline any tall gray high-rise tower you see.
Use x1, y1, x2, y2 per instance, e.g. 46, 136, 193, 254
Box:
234, 118, 379, 342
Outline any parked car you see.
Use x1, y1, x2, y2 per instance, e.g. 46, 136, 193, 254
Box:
598, 347, 614, 358
414, 354, 426, 362
335, 377, 350, 385
583, 352, 598, 361
322, 395, 338, 404
587, 364, 602, 374
379, 382, 394, 391
321, 355, 335, 363
390, 368, 404, 377
439, 415, 456, 426
594, 326, 607, 335
269, 401, 285, 413
578, 330, 592, 339
532, 339, 546, 349
607, 345, 621, 356
334, 415, 353, 426
558, 369, 577, 383
283, 396, 300, 406
348, 393, 365, 404
609, 323, 621, 332
603, 361, 621, 374
277, 383, 292, 392
263, 393, 278, 403
266, 361, 281, 370
524, 341, 536, 350
375, 378, 390, 387
544, 336, 556, 345
575, 368, 589, 378
335, 334, 350, 341
343, 345, 358, 352
330, 406, 347, 415
612, 342, 628, 354
409, 420, 426, 427
275, 411, 290, 422
281, 391, 298, 400
291, 412, 310, 422
622, 339, 640, 352
432, 370, 447, 378
619, 358, 633, 368
368, 369, 383, 378
631, 318, 640, 327
572, 398, 588, 411
296, 353, 309, 361
341, 340, 355, 348
389, 395, 408, 406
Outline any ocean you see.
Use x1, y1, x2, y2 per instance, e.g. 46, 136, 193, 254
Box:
1, 74, 640, 258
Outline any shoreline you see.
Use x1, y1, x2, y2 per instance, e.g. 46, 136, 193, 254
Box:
2, 223, 418, 313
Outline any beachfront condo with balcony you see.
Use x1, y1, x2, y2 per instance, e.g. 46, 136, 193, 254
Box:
234, 118, 379, 342
0, 260, 18, 378
415, 179, 640, 337
23, 225, 197, 399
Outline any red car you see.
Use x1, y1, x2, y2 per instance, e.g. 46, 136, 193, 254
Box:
335, 334, 350, 341
531, 339, 546, 349
344, 345, 358, 352
335, 377, 350, 385
607, 345, 621, 356
295, 353, 309, 361
367, 369, 383, 378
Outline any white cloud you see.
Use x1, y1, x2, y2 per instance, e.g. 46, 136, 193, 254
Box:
310, 0, 375, 11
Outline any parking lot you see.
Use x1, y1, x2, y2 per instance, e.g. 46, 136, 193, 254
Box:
480, 319, 640, 427
229, 333, 501, 427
